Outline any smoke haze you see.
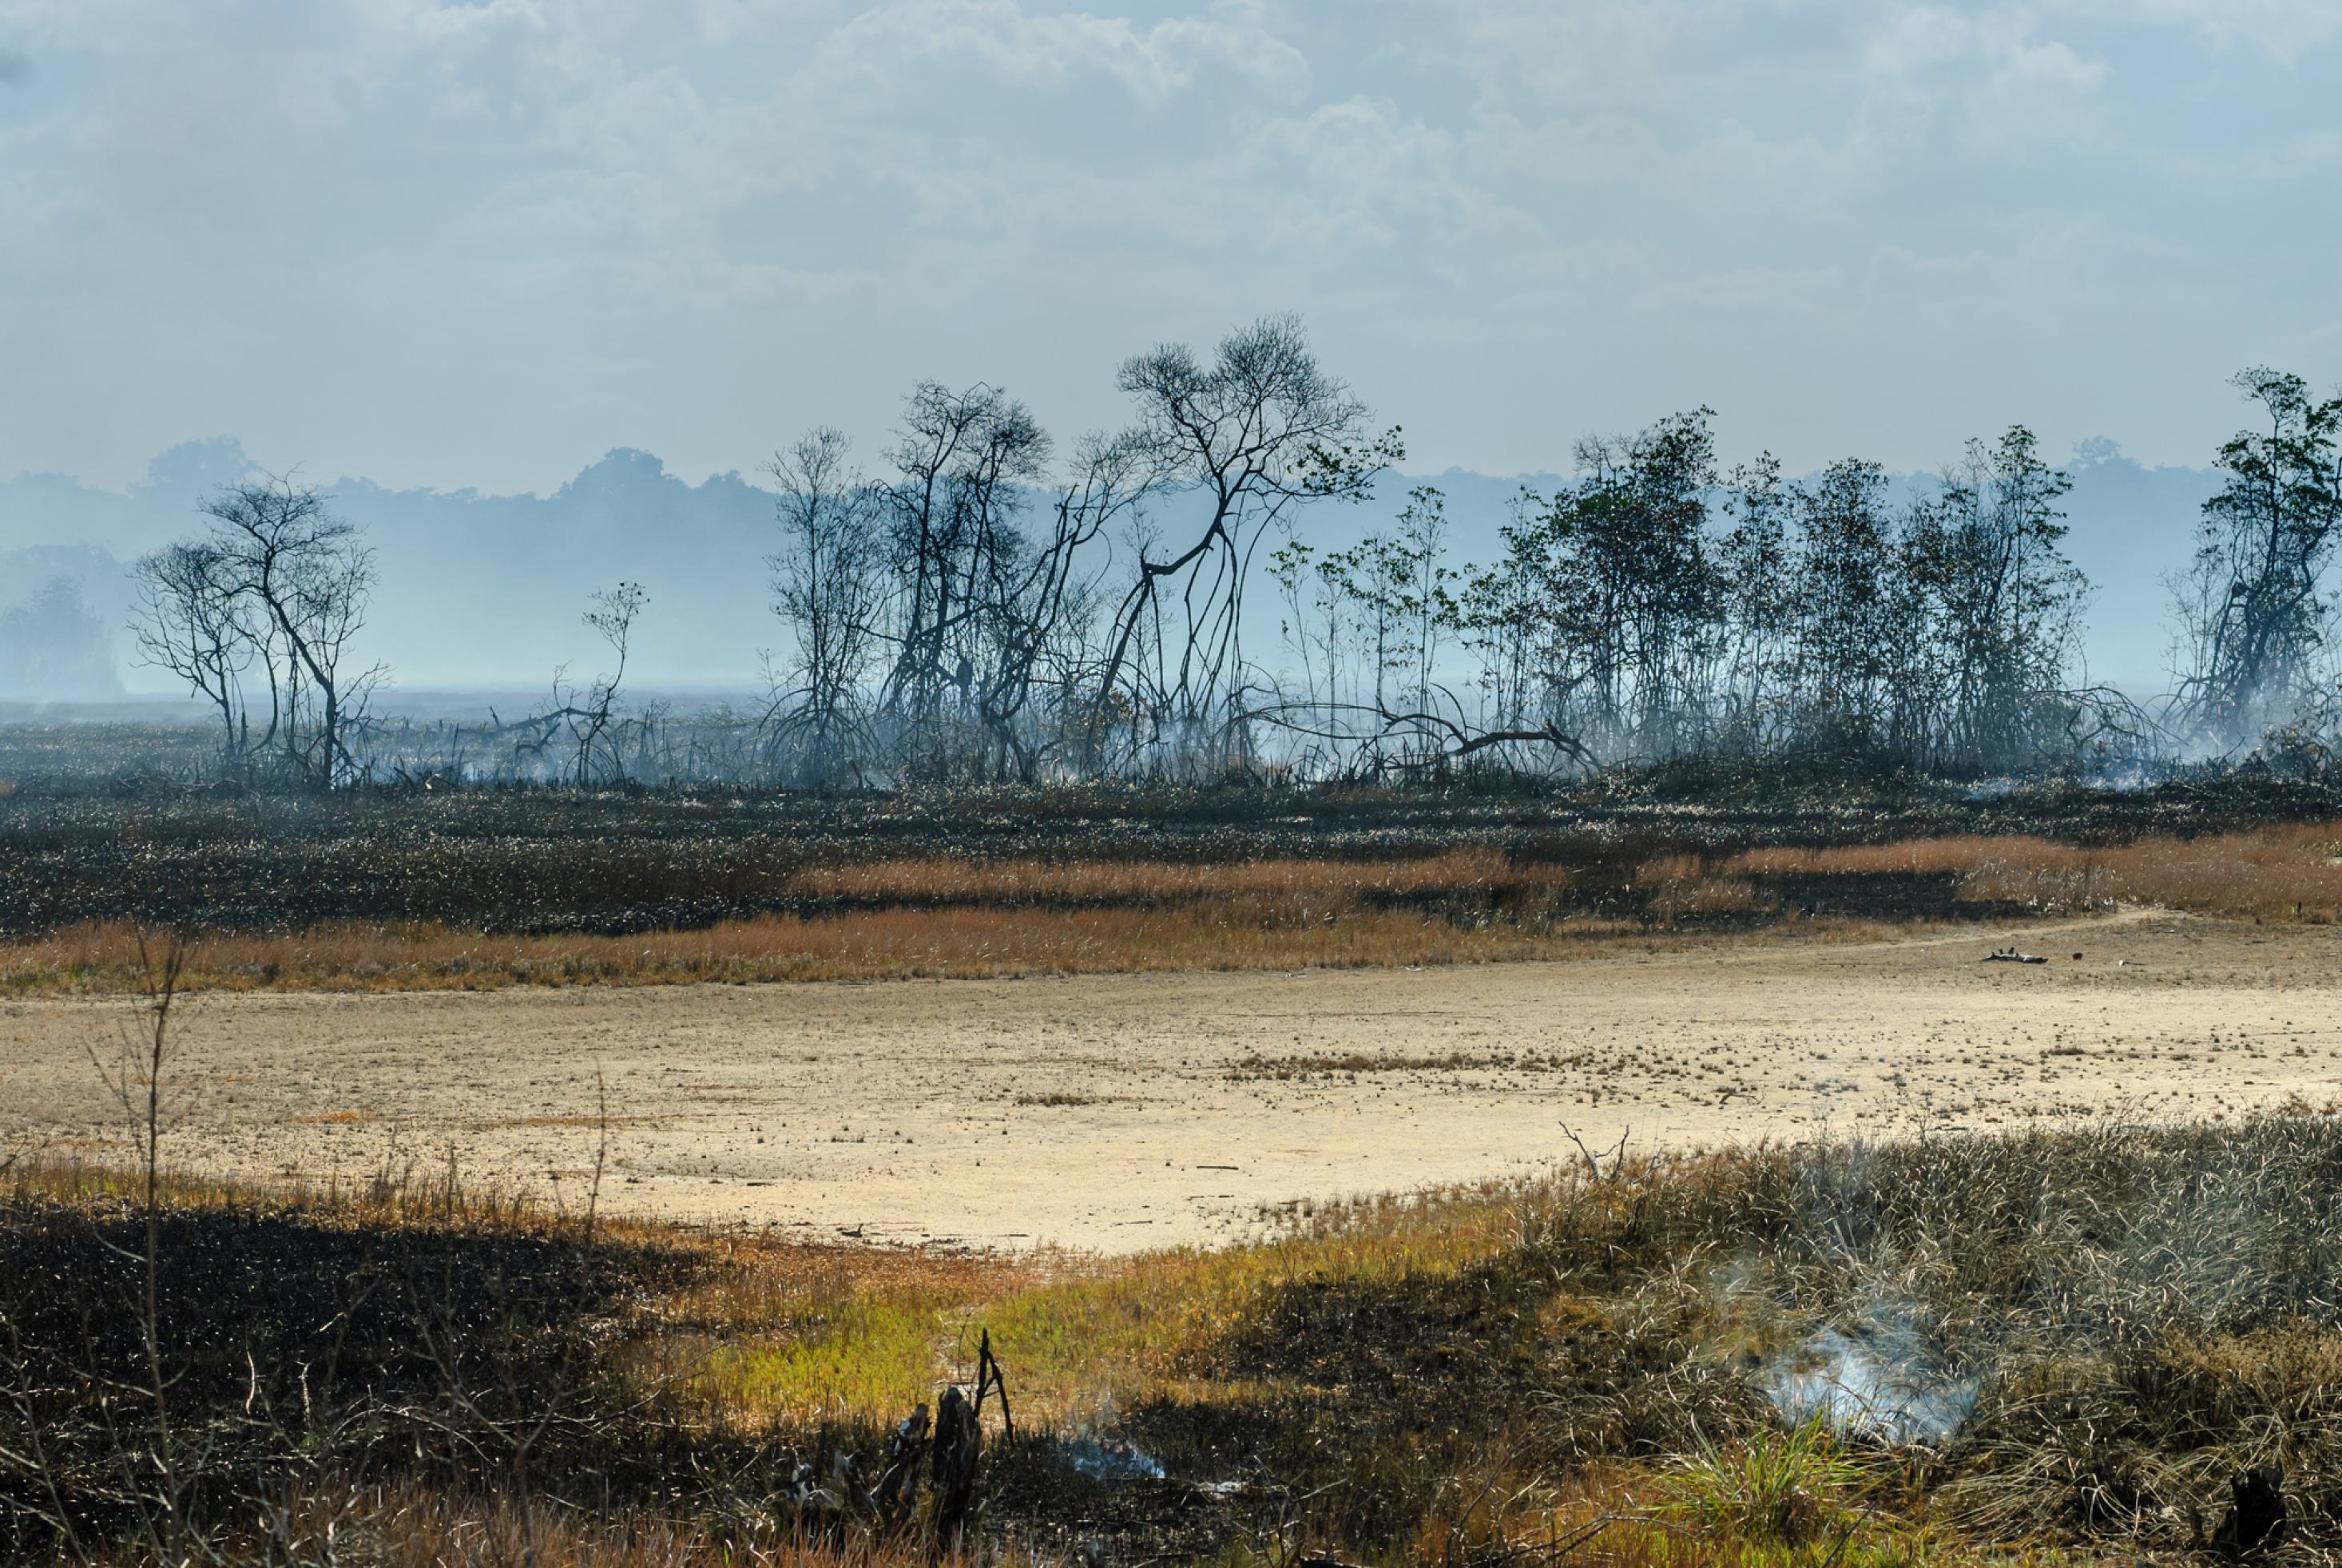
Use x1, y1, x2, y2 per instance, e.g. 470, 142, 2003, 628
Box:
0, 436, 2216, 706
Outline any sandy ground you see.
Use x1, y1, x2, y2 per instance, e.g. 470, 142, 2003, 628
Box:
3, 910, 2339, 1252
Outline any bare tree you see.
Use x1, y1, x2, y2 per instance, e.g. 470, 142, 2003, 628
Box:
1256, 487, 1466, 776
80, 932, 195, 1562
1096, 314, 1391, 771
971, 429, 1153, 779
131, 542, 254, 760
876, 383, 1050, 760
130, 474, 383, 788
570, 582, 646, 785
766, 430, 883, 783
208, 477, 383, 785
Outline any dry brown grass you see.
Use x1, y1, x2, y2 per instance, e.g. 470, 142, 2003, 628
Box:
1635, 852, 1760, 916
1721, 820, 2342, 919
0, 903, 1633, 997
788, 846, 1562, 903
8, 821, 2342, 997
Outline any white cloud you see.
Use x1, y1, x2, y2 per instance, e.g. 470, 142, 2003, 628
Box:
0, 0, 2336, 491
1248, 97, 1460, 248
1859, 6, 2112, 153
803, 0, 1308, 103
2056, 0, 2342, 62
349, 0, 548, 47
1460, 0, 1691, 113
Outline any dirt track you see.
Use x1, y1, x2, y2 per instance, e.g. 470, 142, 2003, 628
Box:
4, 911, 2339, 1252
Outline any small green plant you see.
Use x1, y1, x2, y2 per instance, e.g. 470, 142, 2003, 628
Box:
1663, 1416, 1870, 1548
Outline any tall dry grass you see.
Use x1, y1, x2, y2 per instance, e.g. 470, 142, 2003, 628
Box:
1722, 820, 2342, 919
1633, 851, 1759, 916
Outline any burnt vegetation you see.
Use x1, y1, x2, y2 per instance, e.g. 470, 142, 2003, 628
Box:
0, 773, 2335, 991
10, 320, 2342, 1568
84, 322, 2342, 795
13, 1106, 2342, 1565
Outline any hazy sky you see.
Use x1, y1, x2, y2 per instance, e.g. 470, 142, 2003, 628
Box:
3, 0, 2337, 495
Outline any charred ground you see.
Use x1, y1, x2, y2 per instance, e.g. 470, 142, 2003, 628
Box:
0, 764, 2339, 975
10, 1116, 2342, 1566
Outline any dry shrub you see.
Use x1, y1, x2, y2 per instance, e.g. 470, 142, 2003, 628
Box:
1507, 1113, 2342, 1547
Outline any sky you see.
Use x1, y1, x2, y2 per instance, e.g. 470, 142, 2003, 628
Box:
2, 0, 2339, 496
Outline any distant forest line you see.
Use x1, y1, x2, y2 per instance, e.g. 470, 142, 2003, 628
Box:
42, 317, 2342, 790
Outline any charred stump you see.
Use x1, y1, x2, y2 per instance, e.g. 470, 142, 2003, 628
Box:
931, 1383, 982, 1543
2211, 1466, 2287, 1559
875, 1403, 931, 1526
